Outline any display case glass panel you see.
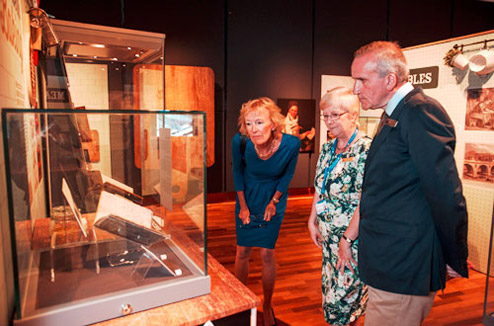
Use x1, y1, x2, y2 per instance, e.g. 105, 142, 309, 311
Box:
46, 19, 165, 111
2, 108, 209, 326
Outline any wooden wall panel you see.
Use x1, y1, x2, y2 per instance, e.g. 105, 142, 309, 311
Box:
165, 65, 215, 167
133, 64, 215, 168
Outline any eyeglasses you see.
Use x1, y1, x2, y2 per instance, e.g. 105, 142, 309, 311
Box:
322, 111, 348, 121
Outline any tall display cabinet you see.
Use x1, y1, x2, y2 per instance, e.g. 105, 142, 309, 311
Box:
4, 18, 210, 326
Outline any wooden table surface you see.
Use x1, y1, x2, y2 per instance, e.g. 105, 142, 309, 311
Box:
91, 252, 260, 326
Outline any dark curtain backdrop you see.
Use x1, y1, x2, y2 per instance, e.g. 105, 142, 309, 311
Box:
41, 0, 494, 193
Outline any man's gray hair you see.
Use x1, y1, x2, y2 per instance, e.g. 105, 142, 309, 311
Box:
354, 41, 409, 83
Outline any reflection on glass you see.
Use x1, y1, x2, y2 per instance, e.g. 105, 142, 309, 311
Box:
3, 109, 209, 325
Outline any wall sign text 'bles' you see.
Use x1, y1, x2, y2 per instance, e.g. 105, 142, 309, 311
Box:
409, 66, 439, 89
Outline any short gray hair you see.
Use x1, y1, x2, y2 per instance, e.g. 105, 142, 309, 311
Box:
354, 41, 409, 83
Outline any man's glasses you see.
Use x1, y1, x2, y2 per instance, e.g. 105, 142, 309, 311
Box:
322, 111, 348, 121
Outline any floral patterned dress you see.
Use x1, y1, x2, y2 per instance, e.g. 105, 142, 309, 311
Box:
314, 135, 371, 326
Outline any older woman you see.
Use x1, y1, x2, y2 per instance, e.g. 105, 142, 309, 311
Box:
232, 97, 300, 326
308, 87, 371, 326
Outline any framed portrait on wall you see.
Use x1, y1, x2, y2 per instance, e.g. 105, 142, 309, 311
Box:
277, 98, 316, 153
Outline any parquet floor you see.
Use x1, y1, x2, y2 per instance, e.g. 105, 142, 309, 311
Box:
207, 195, 489, 326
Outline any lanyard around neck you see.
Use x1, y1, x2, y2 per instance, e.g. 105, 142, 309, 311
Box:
320, 128, 358, 196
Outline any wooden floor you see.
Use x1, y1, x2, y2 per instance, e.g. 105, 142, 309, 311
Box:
207, 195, 489, 326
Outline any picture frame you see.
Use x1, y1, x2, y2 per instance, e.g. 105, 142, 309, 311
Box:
277, 98, 316, 153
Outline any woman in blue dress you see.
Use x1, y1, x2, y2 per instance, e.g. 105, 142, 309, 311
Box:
232, 97, 300, 326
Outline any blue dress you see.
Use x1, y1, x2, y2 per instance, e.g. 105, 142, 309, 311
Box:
232, 133, 300, 249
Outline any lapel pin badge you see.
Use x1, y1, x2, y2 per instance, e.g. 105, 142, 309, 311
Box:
385, 118, 398, 128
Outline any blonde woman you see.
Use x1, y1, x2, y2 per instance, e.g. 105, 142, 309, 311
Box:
232, 97, 300, 326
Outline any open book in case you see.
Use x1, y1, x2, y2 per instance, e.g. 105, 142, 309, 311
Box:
2, 108, 210, 326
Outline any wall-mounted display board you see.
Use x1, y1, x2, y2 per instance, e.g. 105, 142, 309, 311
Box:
402, 31, 494, 275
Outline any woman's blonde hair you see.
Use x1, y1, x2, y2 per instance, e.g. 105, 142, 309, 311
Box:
238, 97, 285, 136
320, 87, 360, 115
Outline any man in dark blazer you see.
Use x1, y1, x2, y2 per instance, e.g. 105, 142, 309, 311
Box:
350, 41, 468, 325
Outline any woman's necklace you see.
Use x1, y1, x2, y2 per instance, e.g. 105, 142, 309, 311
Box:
336, 141, 348, 150
335, 128, 359, 154
255, 137, 280, 159
336, 141, 349, 153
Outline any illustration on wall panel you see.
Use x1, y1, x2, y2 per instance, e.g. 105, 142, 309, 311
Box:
277, 98, 316, 153
465, 88, 494, 131
463, 143, 494, 185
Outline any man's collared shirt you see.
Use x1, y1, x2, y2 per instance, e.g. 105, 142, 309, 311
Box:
385, 82, 414, 116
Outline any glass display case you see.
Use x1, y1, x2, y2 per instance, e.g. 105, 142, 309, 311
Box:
2, 108, 209, 326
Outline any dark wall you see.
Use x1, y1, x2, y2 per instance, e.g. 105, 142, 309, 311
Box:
41, 0, 494, 193
225, 1, 314, 190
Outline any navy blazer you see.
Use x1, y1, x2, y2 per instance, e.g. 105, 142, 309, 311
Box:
359, 87, 468, 295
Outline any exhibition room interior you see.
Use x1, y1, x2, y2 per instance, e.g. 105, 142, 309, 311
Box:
1, 0, 494, 325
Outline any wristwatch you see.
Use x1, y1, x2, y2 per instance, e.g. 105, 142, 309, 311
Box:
341, 234, 355, 244
272, 197, 280, 205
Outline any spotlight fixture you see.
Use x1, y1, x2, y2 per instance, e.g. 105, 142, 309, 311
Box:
27, 7, 58, 47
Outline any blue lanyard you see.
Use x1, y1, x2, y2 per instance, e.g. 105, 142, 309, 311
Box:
320, 128, 358, 196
